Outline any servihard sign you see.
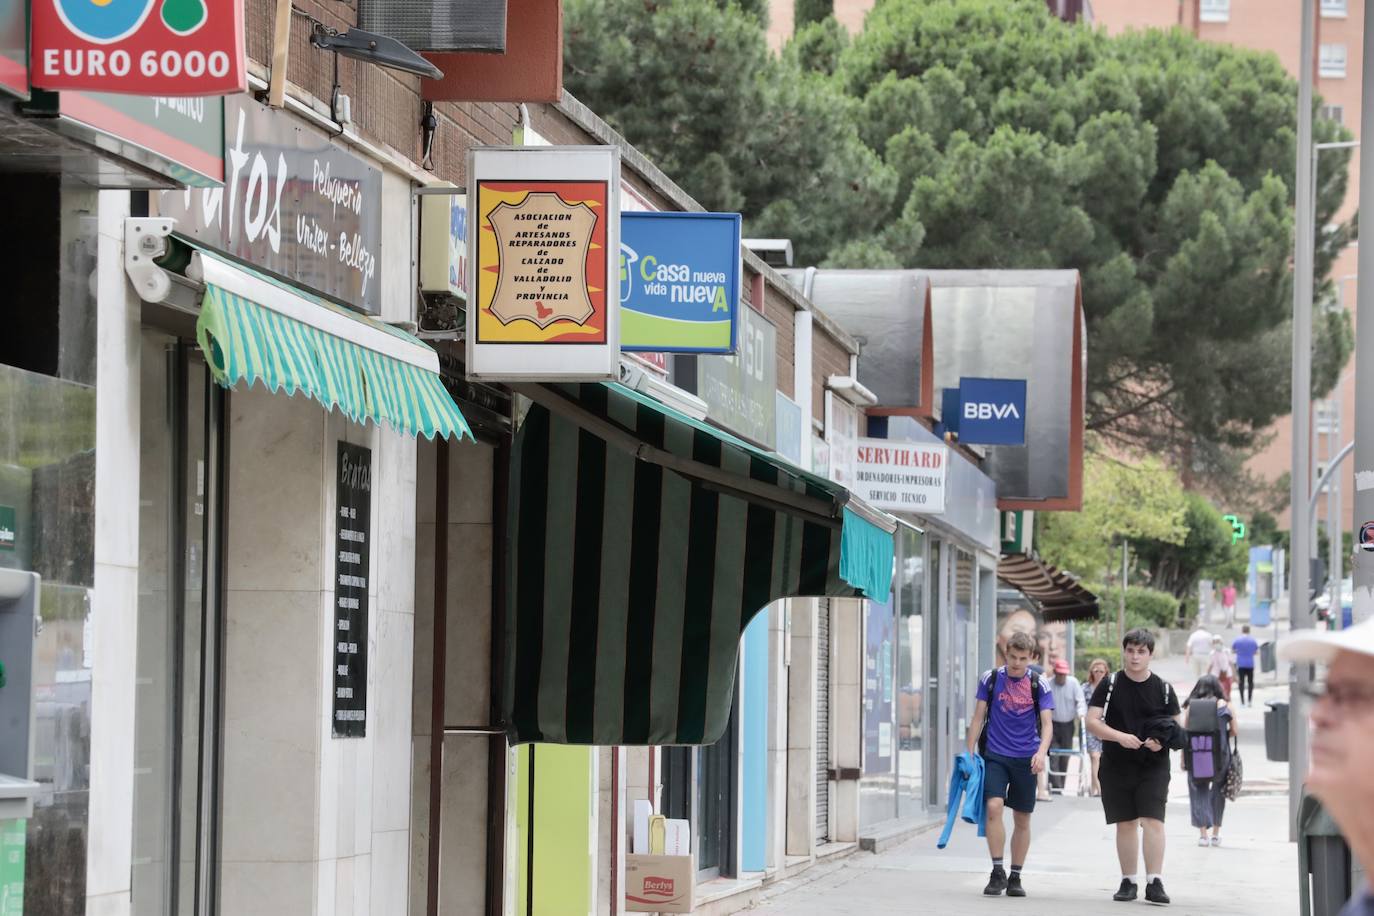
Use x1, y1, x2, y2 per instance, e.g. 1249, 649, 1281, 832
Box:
853, 438, 947, 514
31, 0, 246, 95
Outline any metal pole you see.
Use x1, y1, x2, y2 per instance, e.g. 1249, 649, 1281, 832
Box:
1288, 0, 1316, 842
1119, 541, 1127, 644
1355, 0, 1374, 629
1328, 390, 1341, 628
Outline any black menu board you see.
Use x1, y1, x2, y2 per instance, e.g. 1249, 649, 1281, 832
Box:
333, 441, 371, 737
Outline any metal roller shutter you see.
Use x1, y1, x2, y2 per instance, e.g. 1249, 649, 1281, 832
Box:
815, 599, 831, 844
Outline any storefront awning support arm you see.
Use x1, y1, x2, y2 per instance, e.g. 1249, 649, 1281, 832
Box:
515, 384, 844, 530
268, 0, 293, 107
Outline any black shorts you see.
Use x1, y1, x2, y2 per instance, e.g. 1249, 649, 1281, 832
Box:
1099, 758, 1170, 823
984, 751, 1038, 814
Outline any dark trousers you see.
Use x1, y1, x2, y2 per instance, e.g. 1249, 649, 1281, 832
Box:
1050, 719, 1076, 789
1237, 666, 1255, 704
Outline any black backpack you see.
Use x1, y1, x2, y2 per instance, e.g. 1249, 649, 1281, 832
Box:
977, 667, 1043, 754
1184, 698, 1225, 781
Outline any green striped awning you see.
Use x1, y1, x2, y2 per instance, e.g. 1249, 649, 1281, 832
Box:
504, 382, 895, 746
191, 251, 472, 441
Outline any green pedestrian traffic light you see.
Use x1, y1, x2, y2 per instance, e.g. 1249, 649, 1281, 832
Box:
1223, 514, 1246, 545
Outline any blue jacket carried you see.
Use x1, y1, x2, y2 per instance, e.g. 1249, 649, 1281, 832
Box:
937, 751, 986, 849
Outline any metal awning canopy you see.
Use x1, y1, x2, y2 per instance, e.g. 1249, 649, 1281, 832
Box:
998, 550, 1099, 622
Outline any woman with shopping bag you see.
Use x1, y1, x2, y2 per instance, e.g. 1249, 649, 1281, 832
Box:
1182, 675, 1239, 846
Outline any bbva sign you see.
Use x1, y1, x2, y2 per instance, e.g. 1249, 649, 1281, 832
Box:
963, 401, 1021, 421
957, 377, 1027, 446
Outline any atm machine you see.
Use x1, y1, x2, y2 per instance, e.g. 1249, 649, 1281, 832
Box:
0, 567, 41, 911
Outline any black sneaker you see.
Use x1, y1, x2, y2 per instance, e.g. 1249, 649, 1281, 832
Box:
1145, 878, 1170, 905
1006, 873, 1026, 897
1113, 879, 1138, 902
984, 867, 1008, 896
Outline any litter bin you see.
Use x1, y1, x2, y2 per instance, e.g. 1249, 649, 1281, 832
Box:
1265, 701, 1289, 762
1299, 792, 1352, 916
1260, 640, 1277, 674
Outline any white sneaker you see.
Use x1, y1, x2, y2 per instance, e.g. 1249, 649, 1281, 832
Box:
1198, 837, 1209, 847
1211, 837, 1221, 847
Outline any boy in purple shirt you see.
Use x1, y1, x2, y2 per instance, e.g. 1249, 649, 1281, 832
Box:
1232, 626, 1259, 706
966, 631, 1054, 898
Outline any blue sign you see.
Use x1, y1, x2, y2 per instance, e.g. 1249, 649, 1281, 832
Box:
620, 211, 741, 353
957, 377, 1027, 446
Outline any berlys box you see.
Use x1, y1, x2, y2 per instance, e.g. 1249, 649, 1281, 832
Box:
625, 854, 695, 913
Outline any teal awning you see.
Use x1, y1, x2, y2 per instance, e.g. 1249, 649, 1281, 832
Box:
190, 249, 472, 441
504, 381, 896, 746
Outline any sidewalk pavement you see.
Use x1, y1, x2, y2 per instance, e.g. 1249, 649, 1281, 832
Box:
749, 636, 1302, 916
747, 793, 1296, 915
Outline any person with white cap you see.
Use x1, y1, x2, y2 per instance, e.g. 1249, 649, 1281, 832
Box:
1281, 617, 1374, 916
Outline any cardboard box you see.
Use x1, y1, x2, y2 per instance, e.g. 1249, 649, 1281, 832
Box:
625, 854, 695, 913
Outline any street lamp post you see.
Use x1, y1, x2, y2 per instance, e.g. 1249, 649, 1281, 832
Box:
1288, 0, 1317, 841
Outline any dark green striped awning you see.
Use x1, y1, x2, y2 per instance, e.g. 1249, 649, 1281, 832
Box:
504, 382, 895, 746
190, 249, 472, 441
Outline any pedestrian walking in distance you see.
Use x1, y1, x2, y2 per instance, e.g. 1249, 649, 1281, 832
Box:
1087, 628, 1182, 906
1221, 580, 1238, 628
966, 631, 1054, 898
1049, 658, 1085, 792
1182, 676, 1237, 847
1280, 618, 1374, 916
1185, 623, 1213, 681
1232, 626, 1259, 707
1207, 636, 1234, 702
1083, 658, 1111, 796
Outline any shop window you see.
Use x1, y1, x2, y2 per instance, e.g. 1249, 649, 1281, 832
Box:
1320, 44, 1348, 78
1, 187, 100, 916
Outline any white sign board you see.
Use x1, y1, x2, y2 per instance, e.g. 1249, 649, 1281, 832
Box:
853, 438, 947, 514
825, 391, 860, 487
466, 146, 621, 381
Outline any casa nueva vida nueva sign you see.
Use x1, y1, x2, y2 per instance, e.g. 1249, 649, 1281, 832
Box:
157, 94, 382, 314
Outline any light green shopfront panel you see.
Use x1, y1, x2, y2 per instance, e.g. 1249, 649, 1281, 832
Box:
511, 745, 595, 916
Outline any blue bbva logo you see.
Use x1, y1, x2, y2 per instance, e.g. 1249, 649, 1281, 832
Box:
54, 0, 157, 43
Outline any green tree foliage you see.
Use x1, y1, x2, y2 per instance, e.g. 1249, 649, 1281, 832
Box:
564, 0, 896, 262
1089, 585, 1182, 630
563, 0, 1354, 468
1038, 451, 1188, 580
793, 0, 832, 29
1132, 491, 1236, 599
839, 0, 1353, 466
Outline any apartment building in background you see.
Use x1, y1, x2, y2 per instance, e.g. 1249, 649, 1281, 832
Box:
766, 0, 1090, 48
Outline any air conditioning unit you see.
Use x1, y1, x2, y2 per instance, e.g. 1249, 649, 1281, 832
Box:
419, 186, 466, 299
359, 0, 507, 52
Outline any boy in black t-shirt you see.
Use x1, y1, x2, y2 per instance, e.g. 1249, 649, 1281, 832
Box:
1087, 628, 1182, 906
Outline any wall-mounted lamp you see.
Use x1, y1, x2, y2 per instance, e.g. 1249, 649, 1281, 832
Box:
309, 23, 443, 80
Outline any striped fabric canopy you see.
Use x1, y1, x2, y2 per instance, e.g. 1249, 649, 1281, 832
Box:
193, 254, 472, 441
505, 382, 895, 747
998, 550, 1100, 622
